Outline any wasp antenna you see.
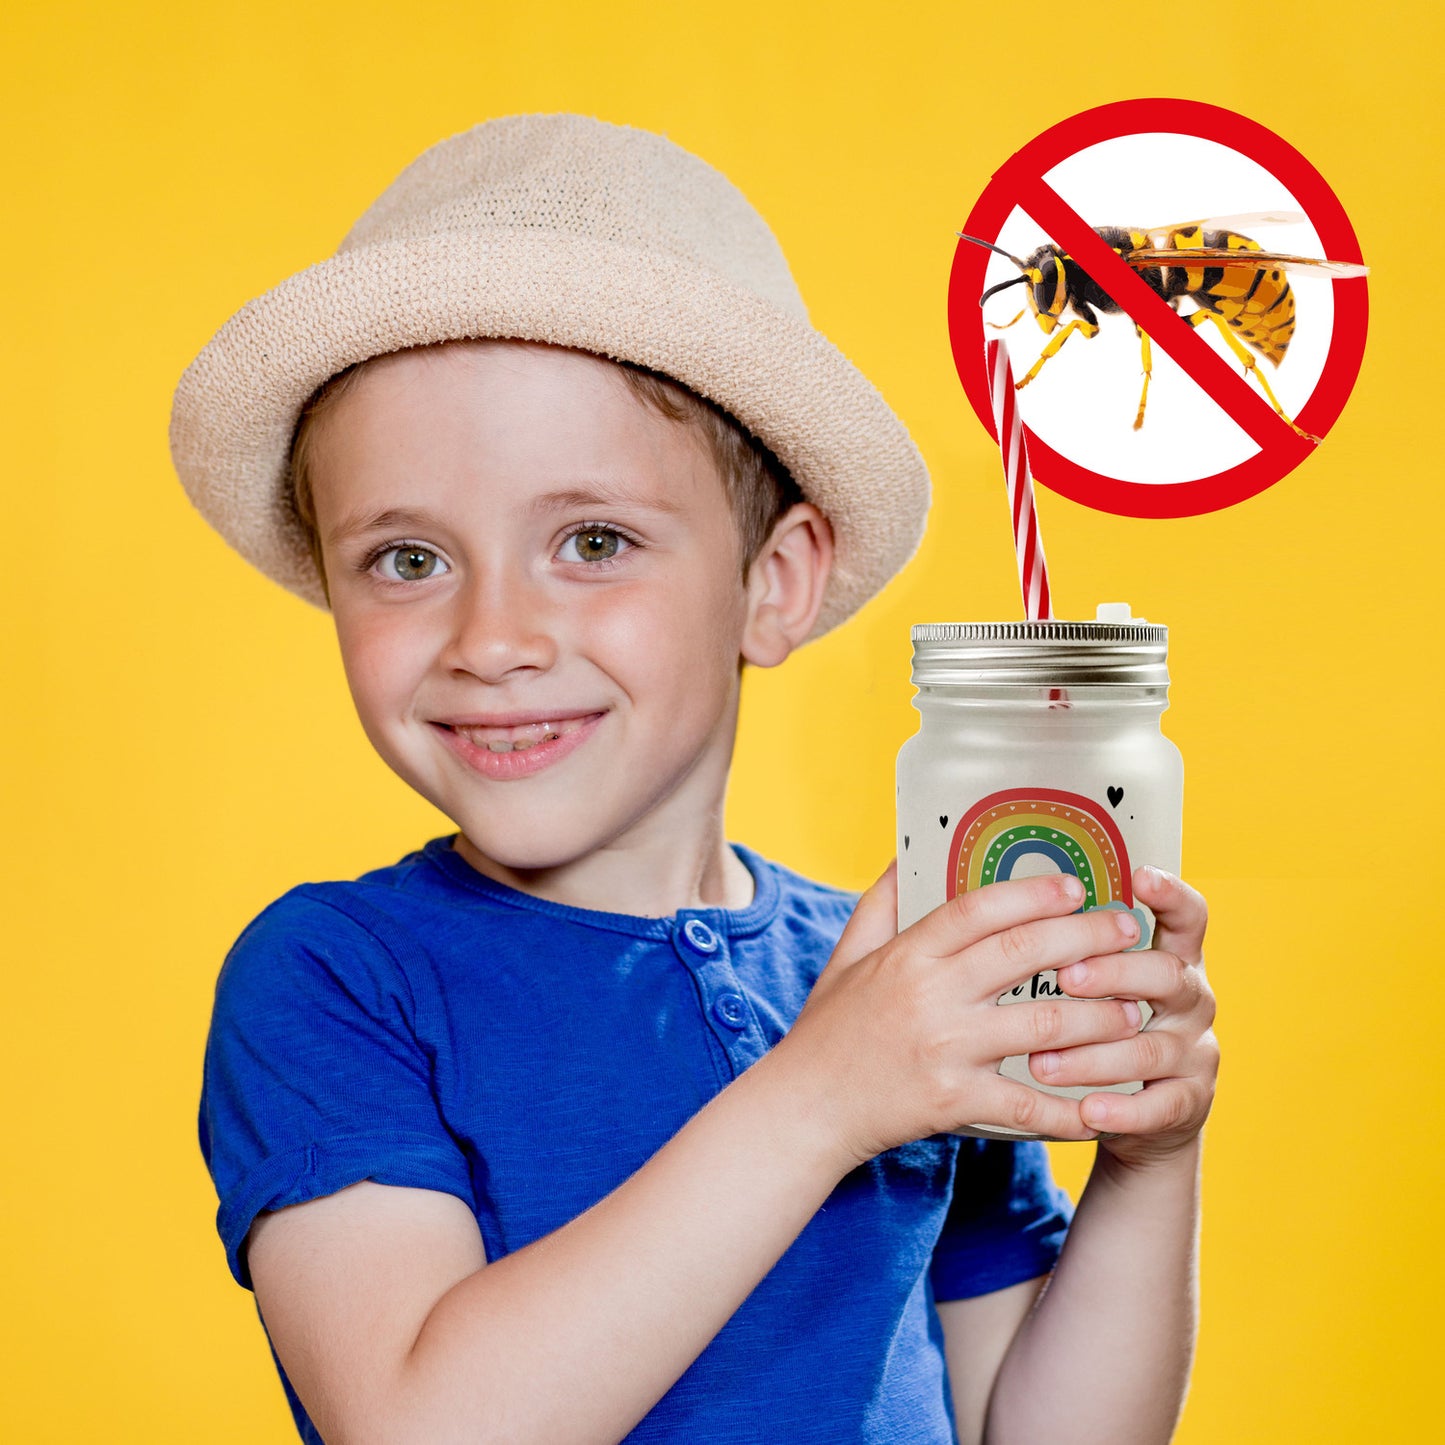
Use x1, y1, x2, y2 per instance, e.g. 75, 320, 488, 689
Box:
957, 233, 1029, 269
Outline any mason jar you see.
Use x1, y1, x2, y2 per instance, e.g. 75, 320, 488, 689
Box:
896, 607, 1183, 1140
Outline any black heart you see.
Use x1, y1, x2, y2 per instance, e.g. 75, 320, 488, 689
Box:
939, 815, 948, 828
1107, 786, 1124, 808
903, 835, 910, 850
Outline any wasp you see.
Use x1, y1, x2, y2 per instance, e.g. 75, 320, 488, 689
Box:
959, 214, 1368, 440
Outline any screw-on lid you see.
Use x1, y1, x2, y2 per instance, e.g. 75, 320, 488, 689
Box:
911, 606, 1169, 689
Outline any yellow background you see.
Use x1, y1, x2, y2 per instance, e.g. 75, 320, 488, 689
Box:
6, 2, 1438, 1439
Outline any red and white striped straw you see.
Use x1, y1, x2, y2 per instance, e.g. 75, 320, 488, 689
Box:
986, 339, 1052, 620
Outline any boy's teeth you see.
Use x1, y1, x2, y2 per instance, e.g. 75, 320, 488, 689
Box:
456, 719, 582, 752
511, 731, 561, 752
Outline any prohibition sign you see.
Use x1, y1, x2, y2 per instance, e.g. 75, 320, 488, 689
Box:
949, 99, 1369, 517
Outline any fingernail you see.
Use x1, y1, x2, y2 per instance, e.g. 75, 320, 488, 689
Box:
1060, 962, 1087, 988
1084, 1096, 1111, 1126
1122, 999, 1142, 1028
1062, 876, 1085, 904
1116, 912, 1140, 941
1035, 1051, 1061, 1078
1139, 865, 1164, 889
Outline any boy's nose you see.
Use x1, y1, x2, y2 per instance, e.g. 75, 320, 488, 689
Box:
441, 569, 559, 683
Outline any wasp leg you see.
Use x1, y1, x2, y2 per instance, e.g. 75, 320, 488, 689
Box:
1014, 317, 1100, 390
986, 307, 1027, 331
1186, 309, 1319, 444
1133, 325, 1153, 430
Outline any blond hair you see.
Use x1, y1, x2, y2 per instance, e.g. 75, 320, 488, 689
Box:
288, 343, 803, 599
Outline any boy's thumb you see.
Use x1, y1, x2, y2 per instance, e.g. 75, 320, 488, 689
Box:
828, 860, 899, 971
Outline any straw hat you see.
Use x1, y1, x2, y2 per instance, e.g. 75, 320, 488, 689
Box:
169, 113, 931, 638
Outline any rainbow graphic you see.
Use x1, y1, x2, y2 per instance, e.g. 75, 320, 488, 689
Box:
947, 787, 1134, 910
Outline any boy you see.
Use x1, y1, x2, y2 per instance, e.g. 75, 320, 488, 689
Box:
175, 115, 1217, 1444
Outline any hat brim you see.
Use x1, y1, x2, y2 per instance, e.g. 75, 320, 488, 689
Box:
169, 230, 930, 639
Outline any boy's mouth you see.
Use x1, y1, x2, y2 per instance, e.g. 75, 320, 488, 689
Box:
444, 716, 596, 754
435, 713, 605, 782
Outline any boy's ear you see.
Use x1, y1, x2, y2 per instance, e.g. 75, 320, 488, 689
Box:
741, 503, 835, 668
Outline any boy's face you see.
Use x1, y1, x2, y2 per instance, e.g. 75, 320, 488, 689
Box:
306, 342, 768, 884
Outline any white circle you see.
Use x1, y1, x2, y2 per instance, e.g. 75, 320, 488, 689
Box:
976, 133, 1335, 485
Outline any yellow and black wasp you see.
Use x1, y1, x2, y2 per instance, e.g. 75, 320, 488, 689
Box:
960, 214, 1368, 441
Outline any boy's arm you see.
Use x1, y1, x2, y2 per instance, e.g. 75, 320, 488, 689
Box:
941, 867, 1216, 1445
982, 1137, 1202, 1444
935, 1146, 1200, 1445
248, 1053, 845, 1445
247, 870, 1142, 1445
936, 1278, 1047, 1445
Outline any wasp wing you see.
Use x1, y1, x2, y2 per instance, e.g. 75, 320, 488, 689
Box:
1142, 213, 1307, 247
1124, 246, 1369, 278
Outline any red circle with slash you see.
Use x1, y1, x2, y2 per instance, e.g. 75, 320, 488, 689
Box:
948, 99, 1369, 517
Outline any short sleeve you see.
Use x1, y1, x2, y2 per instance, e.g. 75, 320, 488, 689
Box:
198, 889, 474, 1289
928, 1138, 1074, 1302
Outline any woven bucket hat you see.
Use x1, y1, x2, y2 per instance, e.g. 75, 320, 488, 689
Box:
169, 113, 931, 638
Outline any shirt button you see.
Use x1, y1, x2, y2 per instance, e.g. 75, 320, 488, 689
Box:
712, 992, 748, 1029
682, 919, 719, 954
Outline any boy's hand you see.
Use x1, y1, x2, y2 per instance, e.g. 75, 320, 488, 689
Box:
1041, 867, 1218, 1168
777, 864, 1149, 1168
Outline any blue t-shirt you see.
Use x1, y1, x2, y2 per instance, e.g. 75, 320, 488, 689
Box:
200, 838, 1072, 1443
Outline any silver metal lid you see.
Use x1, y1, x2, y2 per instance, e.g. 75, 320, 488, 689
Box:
911, 618, 1169, 689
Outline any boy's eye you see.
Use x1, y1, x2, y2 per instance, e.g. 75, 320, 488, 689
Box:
560, 528, 628, 563
376, 545, 449, 582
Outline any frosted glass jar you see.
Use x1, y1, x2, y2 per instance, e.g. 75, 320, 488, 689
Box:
896, 611, 1183, 1140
